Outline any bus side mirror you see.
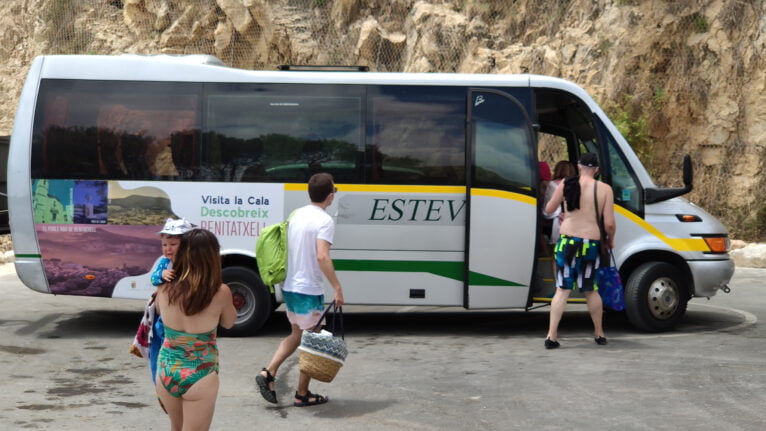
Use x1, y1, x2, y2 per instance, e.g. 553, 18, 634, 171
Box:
682, 154, 693, 188
644, 154, 694, 204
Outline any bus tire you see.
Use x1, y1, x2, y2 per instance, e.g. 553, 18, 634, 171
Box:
624, 262, 688, 332
219, 266, 272, 337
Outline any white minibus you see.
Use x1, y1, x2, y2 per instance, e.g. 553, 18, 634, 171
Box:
8, 55, 734, 335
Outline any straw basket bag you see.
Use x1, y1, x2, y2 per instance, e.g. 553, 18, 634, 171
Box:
298, 301, 347, 383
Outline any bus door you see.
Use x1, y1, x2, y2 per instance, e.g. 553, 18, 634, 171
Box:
465, 89, 538, 308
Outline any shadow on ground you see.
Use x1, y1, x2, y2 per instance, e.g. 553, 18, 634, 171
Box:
30, 301, 750, 339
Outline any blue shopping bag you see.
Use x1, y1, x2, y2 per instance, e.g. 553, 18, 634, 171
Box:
596, 252, 625, 311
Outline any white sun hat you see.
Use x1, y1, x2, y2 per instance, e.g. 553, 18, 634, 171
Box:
158, 218, 195, 235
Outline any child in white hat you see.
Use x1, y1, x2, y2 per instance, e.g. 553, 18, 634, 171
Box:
151, 218, 196, 285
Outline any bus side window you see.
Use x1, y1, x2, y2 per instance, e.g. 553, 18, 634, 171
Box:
94, 105, 126, 179
170, 130, 197, 179
471, 92, 535, 192
35, 94, 101, 179
166, 108, 200, 180
42, 125, 100, 179
96, 133, 123, 178
367, 86, 465, 185
118, 134, 148, 179
601, 122, 642, 214
31, 81, 203, 182
205, 84, 362, 183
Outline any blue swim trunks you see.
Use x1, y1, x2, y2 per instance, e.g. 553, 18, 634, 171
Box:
554, 235, 603, 292
282, 290, 325, 330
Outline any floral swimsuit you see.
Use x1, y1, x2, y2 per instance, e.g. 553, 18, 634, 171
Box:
157, 326, 219, 398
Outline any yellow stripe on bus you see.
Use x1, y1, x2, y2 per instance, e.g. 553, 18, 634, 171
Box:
470, 188, 537, 205
614, 206, 708, 252
533, 297, 587, 303
285, 183, 707, 252
286, 184, 536, 205
285, 183, 466, 194
285, 183, 307, 191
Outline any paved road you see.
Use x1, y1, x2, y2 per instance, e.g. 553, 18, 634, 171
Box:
0, 264, 764, 430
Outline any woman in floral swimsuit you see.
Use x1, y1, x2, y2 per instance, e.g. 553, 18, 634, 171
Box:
154, 229, 237, 430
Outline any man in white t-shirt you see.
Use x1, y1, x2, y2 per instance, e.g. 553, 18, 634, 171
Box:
256, 173, 345, 407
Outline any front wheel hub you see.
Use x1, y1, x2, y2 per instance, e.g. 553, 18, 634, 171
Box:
647, 277, 679, 320
232, 292, 245, 310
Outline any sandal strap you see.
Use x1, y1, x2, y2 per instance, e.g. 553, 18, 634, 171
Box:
261, 368, 275, 383
294, 391, 326, 403
307, 391, 326, 403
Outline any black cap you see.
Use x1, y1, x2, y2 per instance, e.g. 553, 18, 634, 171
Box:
579, 153, 599, 167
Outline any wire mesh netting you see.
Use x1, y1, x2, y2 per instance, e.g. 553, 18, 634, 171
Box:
30, 0, 517, 72
12, 0, 764, 238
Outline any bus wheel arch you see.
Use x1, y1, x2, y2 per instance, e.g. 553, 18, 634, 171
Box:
623, 260, 689, 332
220, 256, 273, 336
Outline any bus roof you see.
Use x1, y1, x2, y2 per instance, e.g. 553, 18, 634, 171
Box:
32, 54, 586, 95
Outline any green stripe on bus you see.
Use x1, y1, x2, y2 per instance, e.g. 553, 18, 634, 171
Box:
333, 259, 524, 287
468, 271, 525, 287
14, 254, 40, 258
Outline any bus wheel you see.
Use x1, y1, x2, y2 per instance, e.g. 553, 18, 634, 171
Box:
219, 266, 272, 336
624, 262, 688, 332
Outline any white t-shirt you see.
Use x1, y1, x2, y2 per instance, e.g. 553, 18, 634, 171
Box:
282, 204, 335, 296
544, 180, 564, 244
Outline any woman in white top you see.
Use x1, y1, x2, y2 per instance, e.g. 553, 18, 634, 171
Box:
543, 161, 576, 273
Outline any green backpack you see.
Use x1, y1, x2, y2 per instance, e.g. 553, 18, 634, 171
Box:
255, 211, 294, 288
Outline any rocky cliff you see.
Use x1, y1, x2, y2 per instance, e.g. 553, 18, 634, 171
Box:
1, 0, 764, 239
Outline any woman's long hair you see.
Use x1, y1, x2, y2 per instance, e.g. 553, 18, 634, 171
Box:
553, 160, 575, 181
164, 228, 222, 316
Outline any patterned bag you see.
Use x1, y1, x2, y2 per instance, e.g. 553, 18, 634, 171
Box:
298, 301, 348, 382
592, 180, 624, 311
597, 251, 625, 311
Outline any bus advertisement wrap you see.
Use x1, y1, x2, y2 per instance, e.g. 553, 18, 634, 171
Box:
32, 179, 283, 299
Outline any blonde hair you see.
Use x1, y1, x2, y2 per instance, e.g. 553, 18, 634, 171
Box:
164, 229, 222, 315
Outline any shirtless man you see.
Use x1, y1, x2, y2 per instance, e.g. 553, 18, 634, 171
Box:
543, 153, 616, 348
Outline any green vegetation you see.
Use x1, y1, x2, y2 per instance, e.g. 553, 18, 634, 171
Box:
605, 95, 654, 169
755, 206, 766, 241
737, 165, 766, 241
599, 38, 613, 53
740, 205, 766, 241
722, 203, 766, 242
693, 14, 710, 33
653, 86, 667, 109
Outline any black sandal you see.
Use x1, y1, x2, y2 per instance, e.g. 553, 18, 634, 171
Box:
294, 390, 328, 407
256, 368, 277, 404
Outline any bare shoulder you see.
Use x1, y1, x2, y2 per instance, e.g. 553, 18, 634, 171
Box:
154, 285, 166, 303
217, 283, 232, 297
598, 181, 614, 194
